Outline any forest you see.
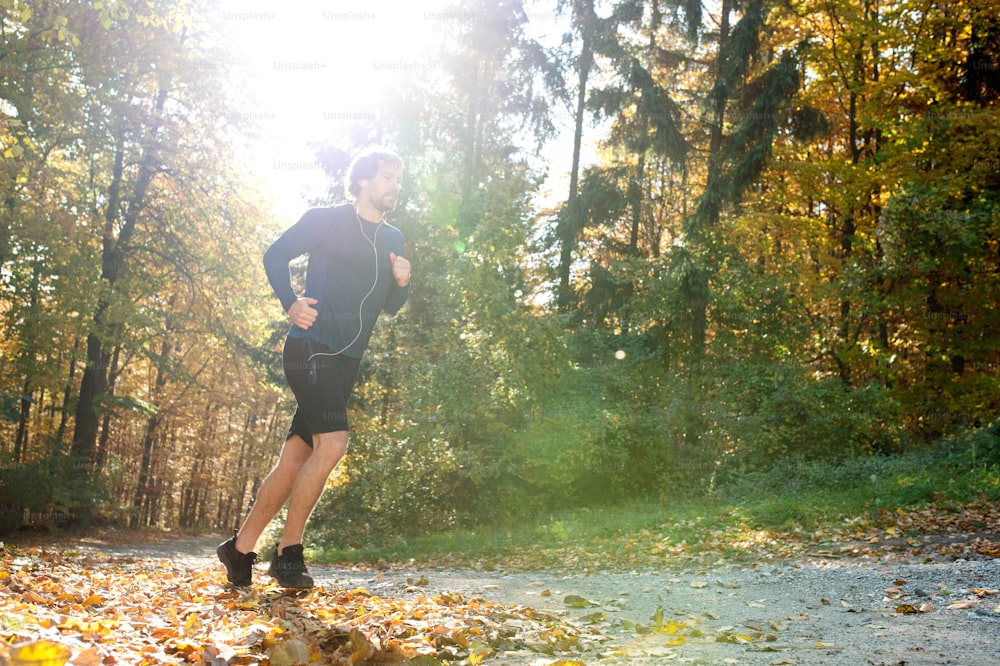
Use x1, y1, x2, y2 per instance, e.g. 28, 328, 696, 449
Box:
1, 0, 997, 545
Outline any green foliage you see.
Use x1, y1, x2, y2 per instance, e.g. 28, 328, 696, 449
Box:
0, 0, 283, 532
937, 417, 1000, 471
3, 0, 998, 545
718, 424, 1000, 528
720, 365, 903, 464
314, 431, 999, 566
0, 454, 108, 533
309, 433, 461, 547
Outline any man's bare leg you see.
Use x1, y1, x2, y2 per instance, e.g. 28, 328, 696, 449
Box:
233, 435, 313, 554
277, 430, 348, 553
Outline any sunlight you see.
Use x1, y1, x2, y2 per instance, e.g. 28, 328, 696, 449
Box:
214, 0, 451, 218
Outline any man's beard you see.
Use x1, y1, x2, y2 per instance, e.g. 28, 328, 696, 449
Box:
378, 194, 397, 212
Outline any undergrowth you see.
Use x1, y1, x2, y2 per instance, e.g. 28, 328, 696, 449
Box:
313, 429, 1000, 568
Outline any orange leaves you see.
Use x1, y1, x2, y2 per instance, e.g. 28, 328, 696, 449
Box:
0, 546, 602, 665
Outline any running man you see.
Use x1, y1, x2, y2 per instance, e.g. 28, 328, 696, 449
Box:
217, 147, 410, 588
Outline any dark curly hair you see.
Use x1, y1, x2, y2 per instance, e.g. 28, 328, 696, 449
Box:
346, 147, 403, 197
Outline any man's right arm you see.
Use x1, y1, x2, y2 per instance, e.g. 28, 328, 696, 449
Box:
262, 208, 329, 313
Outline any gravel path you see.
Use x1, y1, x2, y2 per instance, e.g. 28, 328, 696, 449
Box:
69, 535, 1000, 665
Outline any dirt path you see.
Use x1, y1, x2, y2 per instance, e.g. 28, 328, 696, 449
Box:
60, 533, 1000, 665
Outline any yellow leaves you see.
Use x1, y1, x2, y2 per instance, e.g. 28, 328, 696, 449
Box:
181, 611, 202, 636
54, 617, 116, 640
2, 143, 24, 160
7, 640, 71, 666
661, 620, 683, 635
716, 631, 756, 644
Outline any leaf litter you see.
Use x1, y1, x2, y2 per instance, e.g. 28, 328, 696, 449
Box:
0, 546, 607, 665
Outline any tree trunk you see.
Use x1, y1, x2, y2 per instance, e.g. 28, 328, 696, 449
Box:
56, 339, 81, 444
130, 335, 171, 527
688, 0, 732, 368
557, 1, 594, 311
13, 377, 31, 464
71, 85, 167, 469
96, 344, 121, 471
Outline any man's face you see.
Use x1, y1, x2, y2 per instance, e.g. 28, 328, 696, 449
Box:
362, 160, 403, 213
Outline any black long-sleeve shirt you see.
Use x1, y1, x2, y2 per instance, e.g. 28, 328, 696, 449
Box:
263, 204, 409, 358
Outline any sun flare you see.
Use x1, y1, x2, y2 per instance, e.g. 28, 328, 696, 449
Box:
216, 0, 450, 215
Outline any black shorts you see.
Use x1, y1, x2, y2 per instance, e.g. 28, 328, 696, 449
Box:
282, 337, 361, 447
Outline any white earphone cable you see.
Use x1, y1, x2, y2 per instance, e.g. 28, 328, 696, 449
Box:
307, 209, 381, 361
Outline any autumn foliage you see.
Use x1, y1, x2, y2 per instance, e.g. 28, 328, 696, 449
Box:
0, 0, 998, 541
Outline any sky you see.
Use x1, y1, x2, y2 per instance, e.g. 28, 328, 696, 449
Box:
212, 0, 446, 220
213, 0, 586, 223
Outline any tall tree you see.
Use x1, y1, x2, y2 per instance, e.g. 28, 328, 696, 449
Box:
679, 0, 802, 368
62, 1, 248, 469
554, 0, 598, 311
0, 0, 286, 531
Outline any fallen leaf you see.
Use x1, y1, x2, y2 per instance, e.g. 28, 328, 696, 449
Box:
0, 548, 606, 666
947, 600, 978, 610
266, 637, 311, 666
8, 640, 73, 666
579, 612, 606, 624
563, 594, 598, 608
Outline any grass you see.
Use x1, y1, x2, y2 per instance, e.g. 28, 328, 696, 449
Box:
313, 500, 730, 568
313, 444, 999, 570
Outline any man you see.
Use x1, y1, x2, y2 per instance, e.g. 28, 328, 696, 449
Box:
217, 147, 410, 588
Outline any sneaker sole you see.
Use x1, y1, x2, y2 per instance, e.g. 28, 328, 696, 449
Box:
267, 570, 314, 589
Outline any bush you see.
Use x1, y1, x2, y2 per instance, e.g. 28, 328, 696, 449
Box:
0, 454, 106, 533
937, 415, 1000, 469
309, 432, 463, 548
720, 363, 903, 470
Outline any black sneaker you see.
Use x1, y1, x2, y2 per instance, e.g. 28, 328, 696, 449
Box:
216, 535, 257, 587
267, 544, 314, 589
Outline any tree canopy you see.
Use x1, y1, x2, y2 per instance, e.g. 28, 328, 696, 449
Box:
1, 0, 996, 537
